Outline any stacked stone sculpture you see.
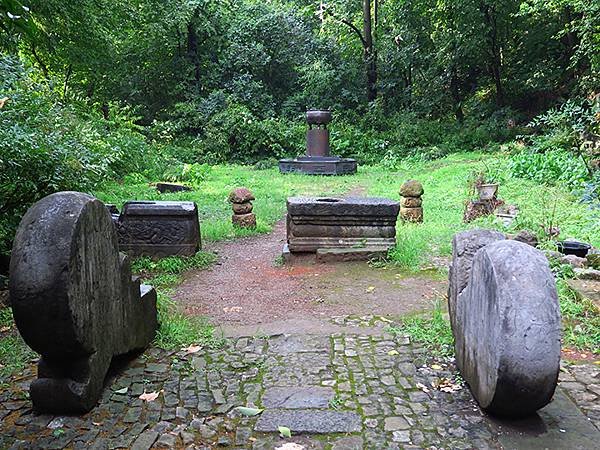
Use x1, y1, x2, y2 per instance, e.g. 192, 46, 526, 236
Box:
9, 192, 158, 413
229, 188, 256, 228
399, 180, 424, 223
110, 201, 201, 258
448, 229, 561, 417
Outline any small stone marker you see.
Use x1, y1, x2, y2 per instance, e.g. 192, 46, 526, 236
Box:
448, 231, 561, 417
9, 192, 158, 413
399, 180, 423, 223
112, 201, 201, 257
229, 188, 256, 228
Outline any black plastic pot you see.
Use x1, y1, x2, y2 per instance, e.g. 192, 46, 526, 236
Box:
556, 241, 591, 258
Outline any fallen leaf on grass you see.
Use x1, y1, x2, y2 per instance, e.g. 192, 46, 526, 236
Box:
387, 350, 399, 356
0, 326, 10, 332
278, 426, 292, 438
235, 406, 263, 416
0, 97, 9, 109
366, 286, 375, 293
139, 390, 161, 402
182, 344, 202, 354
431, 364, 443, 370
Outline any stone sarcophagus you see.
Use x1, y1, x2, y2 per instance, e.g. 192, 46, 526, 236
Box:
448, 230, 561, 417
286, 197, 400, 253
10, 192, 158, 413
112, 201, 201, 258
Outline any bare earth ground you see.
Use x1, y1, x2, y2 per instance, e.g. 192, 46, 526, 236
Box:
175, 220, 446, 336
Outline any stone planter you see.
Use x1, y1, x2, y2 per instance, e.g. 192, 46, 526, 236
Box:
477, 184, 499, 200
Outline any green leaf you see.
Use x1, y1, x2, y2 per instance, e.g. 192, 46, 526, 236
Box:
235, 406, 264, 416
278, 426, 292, 438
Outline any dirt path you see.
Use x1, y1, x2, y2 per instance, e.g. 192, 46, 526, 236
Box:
174, 219, 447, 335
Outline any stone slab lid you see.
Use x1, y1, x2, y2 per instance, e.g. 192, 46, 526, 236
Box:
122, 201, 197, 216
287, 197, 400, 217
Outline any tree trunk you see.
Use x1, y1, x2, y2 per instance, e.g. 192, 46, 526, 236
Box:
187, 10, 202, 84
363, 0, 377, 101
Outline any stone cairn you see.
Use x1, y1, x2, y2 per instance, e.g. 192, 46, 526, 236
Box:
9, 192, 158, 413
448, 229, 560, 417
399, 180, 424, 223
229, 187, 256, 228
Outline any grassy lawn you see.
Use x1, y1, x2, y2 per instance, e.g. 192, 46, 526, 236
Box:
1, 151, 598, 379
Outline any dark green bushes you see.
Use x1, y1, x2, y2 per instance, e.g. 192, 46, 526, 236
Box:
0, 58, 172, 258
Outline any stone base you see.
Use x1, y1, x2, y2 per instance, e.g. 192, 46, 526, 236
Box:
316, 247, 388, 263
279, 156, 357, 175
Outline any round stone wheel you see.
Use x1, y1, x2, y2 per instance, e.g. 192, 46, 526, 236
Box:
10, 192, 121, 360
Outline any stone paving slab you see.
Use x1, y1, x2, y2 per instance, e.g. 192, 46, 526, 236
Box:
262, 386, 334, 409
254, 409, 362, 433
0, 315, 598, 449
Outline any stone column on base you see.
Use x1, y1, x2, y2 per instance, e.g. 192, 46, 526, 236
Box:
229, 187, 257, 228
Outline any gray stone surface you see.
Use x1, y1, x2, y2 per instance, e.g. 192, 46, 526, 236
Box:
315, 247, 388, 262
287, 197, 400, 252
113, 200, 201, 257
262, 386, 334, 409
9, 192, 157, 413
254, 409, 362, 433
1, 315, 597, 449
447, 229, 505, 332
453, 239, 561, 416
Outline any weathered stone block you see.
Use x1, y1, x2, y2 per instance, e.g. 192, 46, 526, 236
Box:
232, 213, 256, 228
451, 238, 561, 417
232, 203, 253, 214
399, 207, 423, 223
286, 197, 399, 252
9, 192, 157, 413
316, 247, 388, 262
229, 188, 255, 203
155, 182, 191, 193
448, 229, 505, 332
399, 180, 424, 197
400, 197, 422, 208
114, 201, 201, 258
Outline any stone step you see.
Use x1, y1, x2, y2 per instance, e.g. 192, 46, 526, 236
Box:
316, 247, 389, 262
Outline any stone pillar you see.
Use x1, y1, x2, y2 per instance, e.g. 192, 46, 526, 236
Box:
229, 188, 257, 228
399, 180, 424, 223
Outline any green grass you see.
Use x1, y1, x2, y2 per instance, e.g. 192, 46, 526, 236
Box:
0, 308, 35, 379
94, 152, 599, 271
557, 279, 600, 353
387, 298, 454, 357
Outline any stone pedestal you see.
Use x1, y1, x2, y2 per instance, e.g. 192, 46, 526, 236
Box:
279, 110, 357, 175
286, 197, 399, 253
112, 201, 201, 258
9, 192, 157, 413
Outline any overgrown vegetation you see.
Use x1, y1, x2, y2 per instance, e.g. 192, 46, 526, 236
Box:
387, 299, 454, 357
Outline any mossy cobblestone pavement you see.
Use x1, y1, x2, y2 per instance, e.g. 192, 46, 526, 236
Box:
1, 214, 600, 449
0, 317, 599, 450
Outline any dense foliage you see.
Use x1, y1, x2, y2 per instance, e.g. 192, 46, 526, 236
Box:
1, 0, 599, 263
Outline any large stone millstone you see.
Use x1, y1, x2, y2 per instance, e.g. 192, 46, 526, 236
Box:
9, 192, 158, 413
452, 238, 561, 417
